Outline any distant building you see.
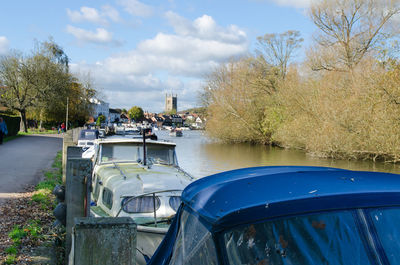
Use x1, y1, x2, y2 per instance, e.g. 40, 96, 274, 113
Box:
120, 113, 129, 123
165, 94, 177, 112
171, 114, 183, 125
109, 108, 121, 122
90, 98, 109, 120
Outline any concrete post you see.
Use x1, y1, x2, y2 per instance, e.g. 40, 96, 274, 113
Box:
65, 147, 92, 263
62, 131, 74, 184
70, 217, 137, 265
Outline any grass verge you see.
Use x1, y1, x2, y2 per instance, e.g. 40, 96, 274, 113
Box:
4, 129, 59, 143
3, 135, 22, 143
18, 129, 58, 135
1, 151, 63, 265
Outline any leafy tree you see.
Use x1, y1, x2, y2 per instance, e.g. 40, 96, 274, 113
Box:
96, 115, 106, 126
0, 40, 96, 131
167, 109, 177, 115
128, 106, 144, 122
0, 52, 38, 132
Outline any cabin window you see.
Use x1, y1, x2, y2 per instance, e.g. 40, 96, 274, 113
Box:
169, 196, 181, 212
369, 207, 400, 264
169, 209, 218, 265
223, 210, 372, 265
102, 188, 113, 209
122, 196, 161, 213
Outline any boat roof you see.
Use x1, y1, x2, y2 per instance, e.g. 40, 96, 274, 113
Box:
79, 129, 99, 140
95, 137, 176, 146
98, 163, 191, 196
181, 166, 400, 231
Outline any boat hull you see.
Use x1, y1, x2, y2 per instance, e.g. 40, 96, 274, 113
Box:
136, 225, 168, 265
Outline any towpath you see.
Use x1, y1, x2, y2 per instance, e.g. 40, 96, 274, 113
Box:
0, 134, 63, 205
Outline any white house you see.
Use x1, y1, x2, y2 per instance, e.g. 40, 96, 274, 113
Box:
90, 98, 110, 121
195, 117, 204, 128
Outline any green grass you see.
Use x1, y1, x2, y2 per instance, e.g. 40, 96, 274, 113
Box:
3, 128, 59, 143
3, 135, 22, 143
18, 129, 58, 135
35, 180, 56, 191
9, 226, 27, 245
25, 220, 43, 240
5, 254, 16, 264
52, 152, 62, 170
4, 151, 64, 263
5, 246, 17, 255
31, 151, 63, 210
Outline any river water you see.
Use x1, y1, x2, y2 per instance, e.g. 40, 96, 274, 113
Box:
156, 130, 400, 178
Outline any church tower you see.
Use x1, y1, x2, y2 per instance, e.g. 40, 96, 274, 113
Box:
165, 94, 177, 112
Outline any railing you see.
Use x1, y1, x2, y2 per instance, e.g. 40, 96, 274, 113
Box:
116, 189, 183, 227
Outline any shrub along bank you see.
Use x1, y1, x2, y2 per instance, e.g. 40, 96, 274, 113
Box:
203, 58, 400, 163
203, 0, 400, 163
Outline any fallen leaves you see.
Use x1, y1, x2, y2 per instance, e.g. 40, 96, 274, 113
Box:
0, 185, 58, 264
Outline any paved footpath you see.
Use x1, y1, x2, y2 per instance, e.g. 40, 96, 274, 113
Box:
0, 134, 63, 205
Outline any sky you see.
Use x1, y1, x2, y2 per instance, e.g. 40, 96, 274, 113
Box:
0, 0, 315, 112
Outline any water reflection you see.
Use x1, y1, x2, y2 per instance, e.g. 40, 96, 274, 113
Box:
156, 130, 400, 178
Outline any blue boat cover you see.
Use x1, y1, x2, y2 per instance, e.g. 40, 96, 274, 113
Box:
181, 166, 400, 230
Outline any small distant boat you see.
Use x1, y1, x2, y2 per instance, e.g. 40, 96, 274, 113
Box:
77, 129, 99, 149
125, 127, 140, 135
169, 129, 183, 137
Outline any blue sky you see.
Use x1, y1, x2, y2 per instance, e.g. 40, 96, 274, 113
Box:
0, 0, 314, 112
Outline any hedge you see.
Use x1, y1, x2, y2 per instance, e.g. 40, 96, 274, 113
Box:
0, 114, 20, 136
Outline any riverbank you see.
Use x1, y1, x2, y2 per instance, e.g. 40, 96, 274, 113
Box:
203, 58, 400, 163
0, 152, 63, 265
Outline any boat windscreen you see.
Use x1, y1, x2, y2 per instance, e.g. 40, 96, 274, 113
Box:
223, 210, 372, 265
101, 143, 141, 163
79, 130, 99, 140
146, 144, 176, 165
100, 143, 176, 165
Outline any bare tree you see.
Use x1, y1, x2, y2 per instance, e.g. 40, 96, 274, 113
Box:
309, 0, 400, 71
256, 30, 303, 79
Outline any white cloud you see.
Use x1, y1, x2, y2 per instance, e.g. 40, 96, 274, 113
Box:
71, 13, 248, 111
0, 36, 9, 54
268, 0, 311, 8
67, 6, 120, 25
118, 0, 154, 17
165, 12, 246, 44
101, 5, 120, 22
66, 25, 121, 46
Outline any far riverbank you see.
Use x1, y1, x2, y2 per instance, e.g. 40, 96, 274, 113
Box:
157, 130, 400, 179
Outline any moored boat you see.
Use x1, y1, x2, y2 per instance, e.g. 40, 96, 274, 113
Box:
149, 166, 400, 264
89, 138, 194, 265
169, 129, 183, 137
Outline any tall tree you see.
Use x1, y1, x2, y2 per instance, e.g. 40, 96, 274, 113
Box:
0, 40, 95, 131
128, 106, 144, 122
309, 0, 400, 71
0, 53, 38, 132
256, 30, 303, 79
